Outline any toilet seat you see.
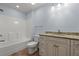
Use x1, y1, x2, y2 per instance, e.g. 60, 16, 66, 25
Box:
27, 41, 38, 48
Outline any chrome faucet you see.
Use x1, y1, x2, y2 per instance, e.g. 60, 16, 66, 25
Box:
58, 29, 60, 32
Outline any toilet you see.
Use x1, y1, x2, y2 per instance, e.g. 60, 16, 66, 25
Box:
27, 35, 39, 54
27, 41, 38, 54
27, 41, 38, 48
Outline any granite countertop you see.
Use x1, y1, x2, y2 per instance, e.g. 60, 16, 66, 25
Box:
39, 33, 79, 40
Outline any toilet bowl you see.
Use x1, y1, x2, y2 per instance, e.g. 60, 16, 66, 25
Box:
27, 41, 38, 54
27, 35, 39, 54
27, 41, 38, 48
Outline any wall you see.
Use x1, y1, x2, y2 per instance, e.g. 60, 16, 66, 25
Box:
32, 3, 79, 37
0, 5, 32, 43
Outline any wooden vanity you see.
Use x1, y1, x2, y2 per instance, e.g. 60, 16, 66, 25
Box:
39, 32, 79, 56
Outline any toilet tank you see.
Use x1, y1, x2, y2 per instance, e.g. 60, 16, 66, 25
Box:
33, 35, 39, 42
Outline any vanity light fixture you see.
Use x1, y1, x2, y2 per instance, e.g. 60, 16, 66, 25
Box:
16, 5, 20, 8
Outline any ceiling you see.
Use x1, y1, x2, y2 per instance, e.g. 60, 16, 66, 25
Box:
0, 3, 46, 13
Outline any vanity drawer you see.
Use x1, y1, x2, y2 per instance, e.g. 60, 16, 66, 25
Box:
39, 36, 70, 45
46, 37, 70, 46
55, 38, 70, 45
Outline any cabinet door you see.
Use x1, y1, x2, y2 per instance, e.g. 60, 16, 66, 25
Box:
55, 43, 70, 56
49, 37, 70, 56
39, 36, 56, 56
39, 36, 48, 56
71, 40, 79, 56
55, 38, 70, 56
46, 37, 56, 56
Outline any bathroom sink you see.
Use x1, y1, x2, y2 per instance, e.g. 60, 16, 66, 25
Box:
27, 41, 38, 48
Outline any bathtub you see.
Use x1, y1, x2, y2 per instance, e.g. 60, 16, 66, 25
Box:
0, 38, 31, 56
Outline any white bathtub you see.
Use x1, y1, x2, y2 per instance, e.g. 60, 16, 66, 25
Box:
0, 38, 31, 56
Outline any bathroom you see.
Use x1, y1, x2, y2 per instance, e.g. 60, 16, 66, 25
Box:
1, 3, 79, 56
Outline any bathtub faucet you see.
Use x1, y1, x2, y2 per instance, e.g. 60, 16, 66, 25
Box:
0, 40, 5, 42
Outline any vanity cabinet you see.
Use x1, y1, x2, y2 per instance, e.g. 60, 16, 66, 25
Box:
71, 40, 79, 56
39, 36, 48, 56
39, 36, 70, 56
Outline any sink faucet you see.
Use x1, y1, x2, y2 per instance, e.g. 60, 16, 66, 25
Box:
58, 29, 60, 32
58, 29, 61, 34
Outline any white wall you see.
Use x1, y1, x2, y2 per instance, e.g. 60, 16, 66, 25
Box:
0, 5, 32, 43
32, 3, 79, 37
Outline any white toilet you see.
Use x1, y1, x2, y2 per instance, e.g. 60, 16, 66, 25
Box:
27, 35, 39, 54
27, 41, 38, 48
27, 41, 38, 54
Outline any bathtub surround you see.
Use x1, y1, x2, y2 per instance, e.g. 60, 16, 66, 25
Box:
0, 5, 32, 43
0, 4, 32, 55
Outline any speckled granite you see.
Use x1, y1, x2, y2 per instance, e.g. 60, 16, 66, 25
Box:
45, 32, 79, 36
39, 32, 79, 40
